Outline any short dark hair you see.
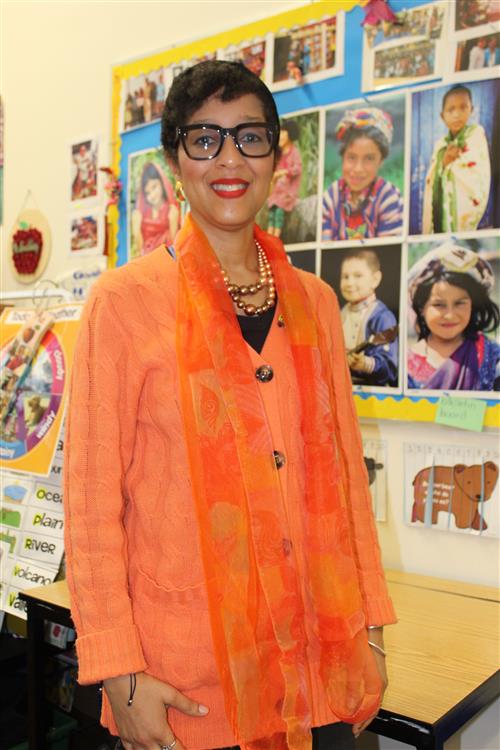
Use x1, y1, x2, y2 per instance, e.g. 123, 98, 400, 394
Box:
412, 272, 500, 340
338, 126, 389, 159
342, 249, 381, 273
441, 85, 473, 111
161, 60, 280, 164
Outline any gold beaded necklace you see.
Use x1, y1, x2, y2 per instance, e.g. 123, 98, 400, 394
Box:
221, 240, 276, 316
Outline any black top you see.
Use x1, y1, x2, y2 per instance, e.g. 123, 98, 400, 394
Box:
166, 244, 275, 355
237, 304, 276, 354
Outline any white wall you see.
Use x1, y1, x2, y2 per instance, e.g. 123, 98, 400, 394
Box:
1, 0, 304, 291
2, 2, 498, 747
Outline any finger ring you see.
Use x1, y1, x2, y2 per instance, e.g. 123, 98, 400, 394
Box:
160, 740, 177, 750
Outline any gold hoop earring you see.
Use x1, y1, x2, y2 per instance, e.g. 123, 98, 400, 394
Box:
175, 180, 186, 202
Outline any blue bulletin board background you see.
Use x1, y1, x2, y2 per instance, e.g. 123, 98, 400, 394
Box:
110, 0, 499, 427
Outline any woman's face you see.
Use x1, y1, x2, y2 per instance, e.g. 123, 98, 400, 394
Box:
144, 177, 164, 207
422, 281, 472, 342
341, 136, 383, 195
174, 94, 275, 234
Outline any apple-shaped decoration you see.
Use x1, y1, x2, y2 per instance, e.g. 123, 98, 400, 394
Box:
9, 208, 51, 284
12, 226, 43, 276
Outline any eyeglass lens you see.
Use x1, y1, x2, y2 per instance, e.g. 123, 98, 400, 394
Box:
182, 124, 273, 159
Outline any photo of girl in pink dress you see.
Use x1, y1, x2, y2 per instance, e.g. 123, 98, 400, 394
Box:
130, 157, 180, 258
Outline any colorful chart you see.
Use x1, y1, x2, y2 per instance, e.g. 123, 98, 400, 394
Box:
0, 304, 82, 476
1, 331, 65, 460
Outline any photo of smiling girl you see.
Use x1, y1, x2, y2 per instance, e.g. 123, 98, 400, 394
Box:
322, 97, 405, 242
407, 239, 500, 392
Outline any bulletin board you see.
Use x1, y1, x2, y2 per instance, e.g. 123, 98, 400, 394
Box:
108, 0, 500, 427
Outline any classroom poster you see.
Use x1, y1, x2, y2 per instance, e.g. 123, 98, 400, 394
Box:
0, 425, 65, 619
0, 304, 82, 476
404, 441, 500, 536
107, 0, 500, 426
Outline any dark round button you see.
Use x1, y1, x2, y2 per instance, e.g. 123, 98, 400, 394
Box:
255, 365, 274, 382
277, 315, 285, 328
273, 450, 286, 469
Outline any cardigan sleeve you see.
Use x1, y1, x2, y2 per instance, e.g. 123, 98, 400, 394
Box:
316, 279, 397, 627
63, 281, 148, 684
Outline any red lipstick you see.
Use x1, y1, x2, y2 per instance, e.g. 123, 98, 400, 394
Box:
210, 178, 249, 199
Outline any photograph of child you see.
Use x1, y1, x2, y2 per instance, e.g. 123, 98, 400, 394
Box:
272, 16, 338, 86
455, 33, 500, 72
128, 148, 180, 260
365, 1, 445, 49
370, 39, 437, 90
221, 41, 266, 79
259, 111, 319, 245
455, 0, 500, 31
71, 139, 98, 201
322, 99, 404, 241
123, 68, 168, 131
407, 239, 500, 393
410, 79, 500, 235
267, 119, 302, 239
321, 244, 401, 388
70, 213, 101, 255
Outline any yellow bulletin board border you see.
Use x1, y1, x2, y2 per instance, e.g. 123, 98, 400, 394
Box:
354, 393, 499, 428
109, 0, 500, 428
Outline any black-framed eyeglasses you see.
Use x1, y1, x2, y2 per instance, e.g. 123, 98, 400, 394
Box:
176, 122, 277, 160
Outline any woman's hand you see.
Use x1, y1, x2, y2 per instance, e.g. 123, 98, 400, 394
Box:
352, 629, 388, 739
103, 672, 209, 750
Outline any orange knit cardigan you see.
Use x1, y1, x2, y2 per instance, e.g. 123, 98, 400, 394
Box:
63, 243, 396, 749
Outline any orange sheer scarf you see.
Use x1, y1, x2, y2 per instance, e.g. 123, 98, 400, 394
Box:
175, 214, 382, 750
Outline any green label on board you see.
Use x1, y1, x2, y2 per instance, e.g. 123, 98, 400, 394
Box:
435, 396, 487, 432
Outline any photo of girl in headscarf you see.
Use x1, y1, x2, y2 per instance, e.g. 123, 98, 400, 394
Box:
407, 240, 500, 392
130, 154, 180, 259
322, 102, 404, 241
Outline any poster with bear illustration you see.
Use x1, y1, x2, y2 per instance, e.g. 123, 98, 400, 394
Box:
404, 441, 499, 536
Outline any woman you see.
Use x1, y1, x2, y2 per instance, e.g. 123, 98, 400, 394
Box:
64, 61, 396, 750
267, 119, 302, 238
131, 161, 180, 257
408, 242, 500, 391
322, 107, 403, 241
